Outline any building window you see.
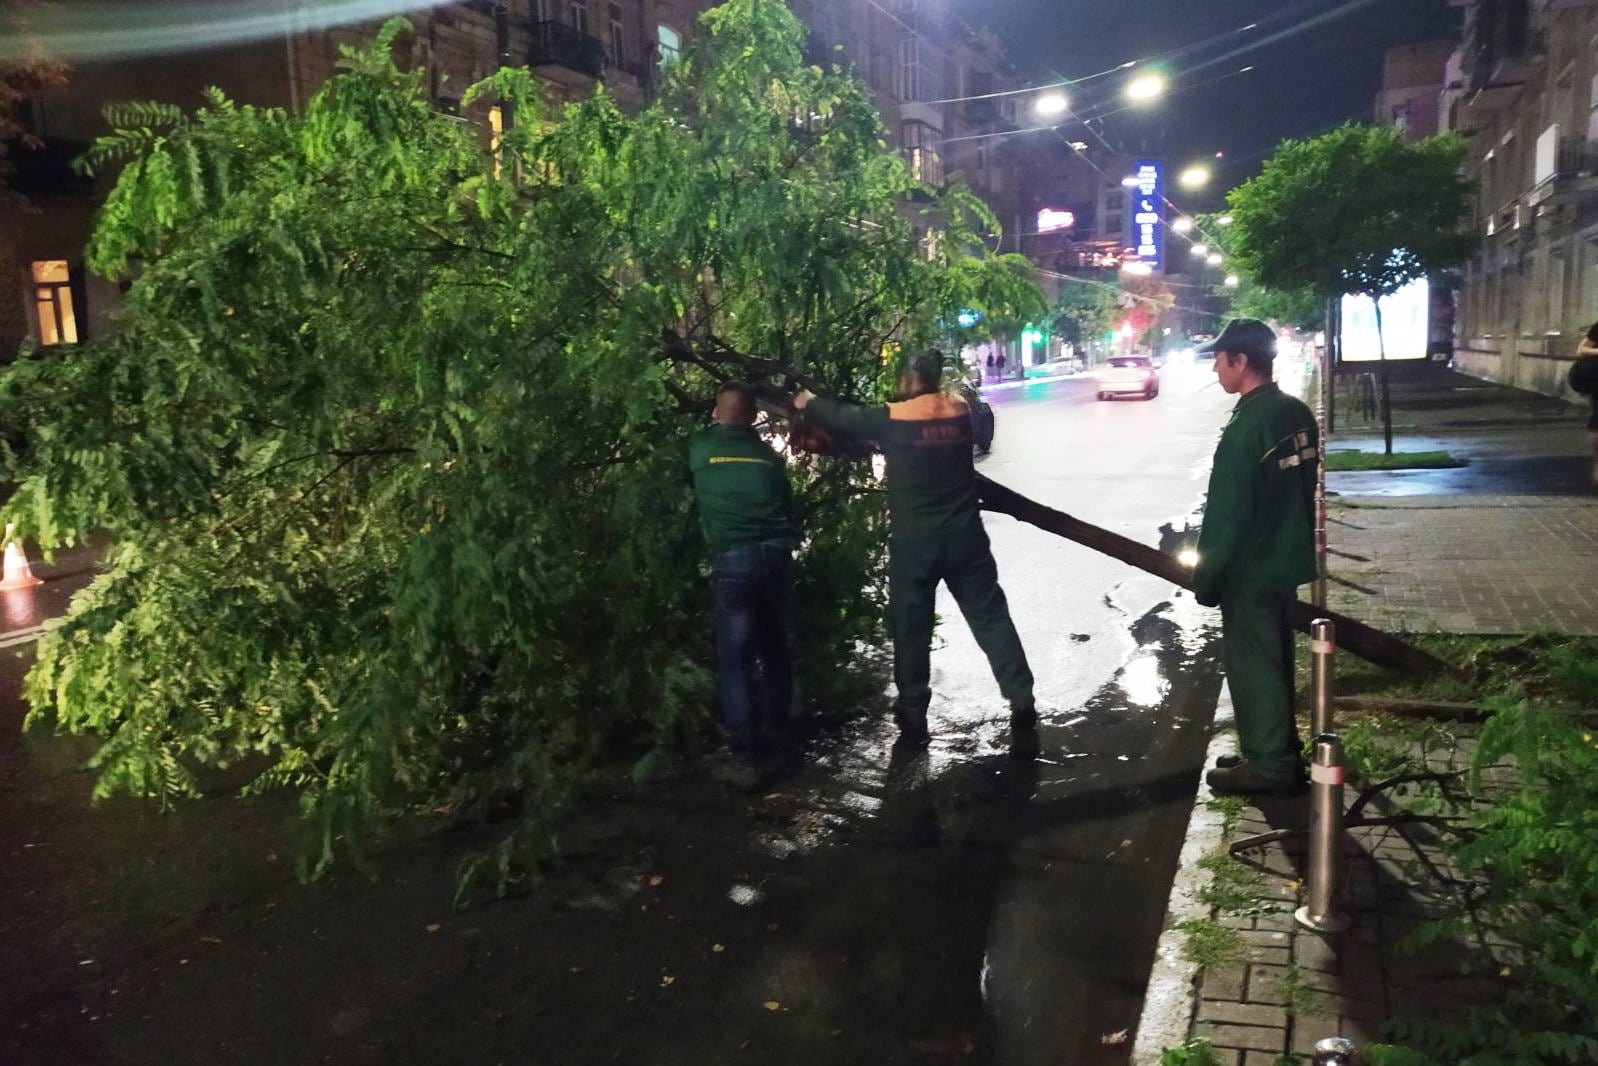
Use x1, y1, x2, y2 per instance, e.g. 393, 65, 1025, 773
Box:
570, 0, 589, 36
901, 120, 942, 186
607, 2, 625, 65
31, 260, 79, 346
534, 0, 553, 21
657, 24, 681, 66
896, 36, 921, 102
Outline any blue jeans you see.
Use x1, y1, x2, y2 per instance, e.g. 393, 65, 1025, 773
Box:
711, 541, 794, 755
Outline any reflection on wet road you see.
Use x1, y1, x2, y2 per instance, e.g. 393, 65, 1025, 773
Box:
0, 367, 1238, 1066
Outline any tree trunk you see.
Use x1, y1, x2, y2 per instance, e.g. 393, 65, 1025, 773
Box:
975, 474, 1448, 676
1372, 293, 1393, 456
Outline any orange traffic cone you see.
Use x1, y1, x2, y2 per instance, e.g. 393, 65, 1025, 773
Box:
0, 523, 43, 591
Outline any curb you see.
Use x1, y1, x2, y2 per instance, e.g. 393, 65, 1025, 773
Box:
981, 370, 1084, 392
1129, 680, 1238, 1066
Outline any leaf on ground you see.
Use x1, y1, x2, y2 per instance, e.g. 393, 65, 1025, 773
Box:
712, 943, 725, 953
661, 975, 675, 987
763, 1000, 780, 1011
649, 875, 664, 887
425, 923, 442, 933
1101, 1029, 1129, 1045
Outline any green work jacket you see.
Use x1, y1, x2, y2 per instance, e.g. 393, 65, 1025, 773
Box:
805, 390, 977, 539
687, 424, 796, 555
1192, 383, 1318, 602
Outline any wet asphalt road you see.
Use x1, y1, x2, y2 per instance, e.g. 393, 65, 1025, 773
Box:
1, 364, 1239, 1066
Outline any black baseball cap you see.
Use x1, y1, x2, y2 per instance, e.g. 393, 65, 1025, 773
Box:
1197, 319, 1277, 360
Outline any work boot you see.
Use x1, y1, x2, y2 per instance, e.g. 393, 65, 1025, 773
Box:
1009, 700, 1038, 730
893, 709, 932, 750
709, 752, 766, 794
1205, 760, 1306, 797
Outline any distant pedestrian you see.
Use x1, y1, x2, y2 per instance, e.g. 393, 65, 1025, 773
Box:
688, 381, 798, 791
1573, 322, 1598, 490
1191, 319, 1318, 797
793, 353, 1036, 749
985, 353, 996, 383
996, 352, 1007, 380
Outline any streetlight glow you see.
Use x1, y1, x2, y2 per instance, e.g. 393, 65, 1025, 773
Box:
1218, 214, 1235, 225
1207, 253, 1224, 266
1125, 71, 1166, 104
1120, 175, 1142, 187
1191, 243, 1208, 256
1035, 91, 1070, 118
1224, 274, 1240, 287
1178, 165, 1211, 189
1171, 217, 1194, 234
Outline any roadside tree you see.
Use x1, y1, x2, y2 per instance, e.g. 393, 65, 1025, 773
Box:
1225, 123, 1475, 454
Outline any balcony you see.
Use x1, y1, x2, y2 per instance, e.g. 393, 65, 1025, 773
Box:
529, 20, 607, 80
1526, 126, 1598, 206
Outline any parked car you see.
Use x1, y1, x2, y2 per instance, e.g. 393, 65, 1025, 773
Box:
1096, 356, 1160, 401
953, 381, 995, 454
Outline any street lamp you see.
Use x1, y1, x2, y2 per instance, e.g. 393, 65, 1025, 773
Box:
1125, 71, 1166, 104
1120, 175, 1142, 187
1218, 214, 1235, 225
1191, 243, 1209, 257
1178, 164, 1211, 189
1207, 253, 1224, 266
1224, 274, 1240, 287
1171, 217, 1194, 234
1034, 91, 1070, 118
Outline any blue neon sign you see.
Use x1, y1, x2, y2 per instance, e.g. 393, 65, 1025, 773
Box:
1123, 160, 1165, 275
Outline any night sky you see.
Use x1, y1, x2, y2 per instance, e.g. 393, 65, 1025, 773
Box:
981, 0, 1460, 209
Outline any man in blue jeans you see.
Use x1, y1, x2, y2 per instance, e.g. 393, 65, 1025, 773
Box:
688, 381, 798, 791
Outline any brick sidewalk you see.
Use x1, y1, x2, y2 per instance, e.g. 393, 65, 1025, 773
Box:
1327, 495, 1598, 635
1182, 735, 1503, 1065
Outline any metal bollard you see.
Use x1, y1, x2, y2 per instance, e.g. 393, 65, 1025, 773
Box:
1309, 618, 1336, 737
1296, 734, 1352, 933
1313, 1036, 1357, 1065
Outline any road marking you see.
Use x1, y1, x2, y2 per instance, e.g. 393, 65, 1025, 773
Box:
0, 625, 46, 650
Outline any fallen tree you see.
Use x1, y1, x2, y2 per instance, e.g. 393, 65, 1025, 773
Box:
974, 475, 1448, 676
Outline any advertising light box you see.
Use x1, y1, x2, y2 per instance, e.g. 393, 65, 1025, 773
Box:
1339, 278, 1429, 362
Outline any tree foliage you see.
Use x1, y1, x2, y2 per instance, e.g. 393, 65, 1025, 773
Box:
1197, 214, 1322, 333
1049, 280, 1120, 347
0, 0, 1042, 889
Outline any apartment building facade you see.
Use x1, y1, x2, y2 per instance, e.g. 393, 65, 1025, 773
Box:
3, 0, 1033, 362
1443, 0, 1598, 397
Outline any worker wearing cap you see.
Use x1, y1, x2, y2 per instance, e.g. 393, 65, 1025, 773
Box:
1192, 319, 1318, 796
793, 352, 1035, 748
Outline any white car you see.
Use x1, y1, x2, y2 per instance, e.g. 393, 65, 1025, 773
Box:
1096, 356, 1160, 400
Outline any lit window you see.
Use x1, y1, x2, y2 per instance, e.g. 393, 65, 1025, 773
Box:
657, 25, 680, 66
31, 260, 79, 346
488, 104, 504, 177
901, 121, 943, 187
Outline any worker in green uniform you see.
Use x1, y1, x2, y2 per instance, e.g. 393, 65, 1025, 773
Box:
1192, 320, 1318, 796
793, 352, 1035, 749
688, 381, 798, 791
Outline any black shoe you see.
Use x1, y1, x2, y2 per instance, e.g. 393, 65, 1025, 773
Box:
1205, 760, 1307, 797
1215, 753, 1243, 769
1007, 725, 1040, 761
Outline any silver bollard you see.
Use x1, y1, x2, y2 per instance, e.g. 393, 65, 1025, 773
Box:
1309, 618, 1336, 738
1296, 733, 1352, 933
1313, 1036, 1357, 1065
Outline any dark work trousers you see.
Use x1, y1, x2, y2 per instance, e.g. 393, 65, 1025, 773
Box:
889, 516, 1034, 725
1219, 587, 1303, 782
710, 540, 794, 755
